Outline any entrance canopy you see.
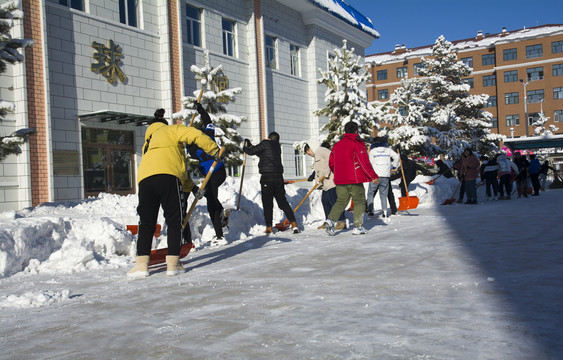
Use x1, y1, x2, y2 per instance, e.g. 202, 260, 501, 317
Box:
79, 110, 152, 126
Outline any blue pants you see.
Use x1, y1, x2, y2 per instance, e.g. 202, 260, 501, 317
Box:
464, 179, 477, 201
366, 177, 390, 214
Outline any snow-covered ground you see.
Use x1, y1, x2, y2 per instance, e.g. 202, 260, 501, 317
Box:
1, 175, 562, 359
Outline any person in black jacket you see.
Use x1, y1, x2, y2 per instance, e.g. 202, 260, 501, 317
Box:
244, 132, 298, 234
388, 152, 430, 213
186, 102, 228, 242
513, 151, 530, 198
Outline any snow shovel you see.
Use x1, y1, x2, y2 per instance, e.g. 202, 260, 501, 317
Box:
275, 176, 325, 231
284, 178, 308, 184
442, 177, 464, 205
397, 151, 419, 211
183, 147, 226, 229
426, 173, 444, 185
236, 152, 247, 210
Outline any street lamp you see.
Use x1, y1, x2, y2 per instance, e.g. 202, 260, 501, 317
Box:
519, 78, 529, 137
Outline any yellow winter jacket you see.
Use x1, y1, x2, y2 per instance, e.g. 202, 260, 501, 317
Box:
137, 122, 219, 191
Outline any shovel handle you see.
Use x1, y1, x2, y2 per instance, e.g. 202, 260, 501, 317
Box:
236, 152, 247, 210
188, 88, 205, 127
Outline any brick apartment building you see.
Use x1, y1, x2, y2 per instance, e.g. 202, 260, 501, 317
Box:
0, 0, 378, 211
366, 24, 563, 141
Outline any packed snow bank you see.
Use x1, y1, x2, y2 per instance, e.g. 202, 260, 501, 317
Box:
0, 174, 493, 279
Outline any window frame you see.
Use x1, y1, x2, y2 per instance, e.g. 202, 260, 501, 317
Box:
118, 0, 138, 27
554, 87, 563, 100
482, 53, 495, 66
184, 4, 201, 46
461, 56, 473, 68
527, 89, 544, 104
377, 89, 389, 100
506, 114, 520, 127
376, 69, 387, 81
553, 63, 563, 77
486, 96, 497, 108
504, 70, 518, 83
503, 48, 517, 61
483, 74, 496, 87
552, 40, 563, 54
554, 110, 563, 122
222, 18, 236, 57
265, 35, 277, 70
413, 63, 423, 76
526, 66, 544, 81
396, 66, 407, 79
505, 92, 519, 105
290, 44, 300, 77
526, 44, 543, 59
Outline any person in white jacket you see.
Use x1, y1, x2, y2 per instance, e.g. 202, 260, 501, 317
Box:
496, 153, 519, 200
367, 137, 399, 217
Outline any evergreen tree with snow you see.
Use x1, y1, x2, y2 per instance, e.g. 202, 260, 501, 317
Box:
315, 40, 375, 145
173, 50, 245, 169
374, 77, 440, 157
532, 110, 558, 136
0, 0, 34, 161
416, 36, 503, 159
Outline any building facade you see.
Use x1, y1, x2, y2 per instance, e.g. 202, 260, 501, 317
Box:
0, 0, 378, 211
366, 25, 563, 139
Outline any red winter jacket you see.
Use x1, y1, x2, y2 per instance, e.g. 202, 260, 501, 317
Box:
329, 133, 378, 185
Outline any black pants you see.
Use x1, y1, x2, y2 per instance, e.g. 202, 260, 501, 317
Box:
530, 173, 540, 195
499, 174, 512, 196
205, 166, 226, 237
260, 173, 296, 227
137, 174, 183, 256
387, 187, 397, 214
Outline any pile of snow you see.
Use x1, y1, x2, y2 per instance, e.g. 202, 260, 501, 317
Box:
0, 173, 508, 281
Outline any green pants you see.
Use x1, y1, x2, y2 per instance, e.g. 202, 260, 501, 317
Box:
328, 184, 366, 228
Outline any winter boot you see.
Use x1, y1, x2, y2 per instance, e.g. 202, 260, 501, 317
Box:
334, 221, 346, 230
291, 221, 299, 234
166, 255, 184, 276
264, 226, 273, 234
127, 255, 150, 279
352, 226, 367, 235
324, 218, 335, 236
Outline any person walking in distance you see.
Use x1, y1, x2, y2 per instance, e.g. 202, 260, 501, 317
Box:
528, 154, 541, 196
128, 108, 219, 278
244, 132, 299, 234
496, 153, 519, 200
304, 142, 347, 230
459, 148, 480, 204
513, 151, 530, 198
324, 121, 379, 236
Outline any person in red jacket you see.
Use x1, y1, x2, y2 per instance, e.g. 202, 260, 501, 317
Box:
324, 121, 378, 235
460, 148, 481, 204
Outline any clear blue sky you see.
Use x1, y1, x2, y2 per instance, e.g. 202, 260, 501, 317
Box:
345, 0, 563, 55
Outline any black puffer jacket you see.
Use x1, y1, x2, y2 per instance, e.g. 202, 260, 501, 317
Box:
245, 139, 284, 175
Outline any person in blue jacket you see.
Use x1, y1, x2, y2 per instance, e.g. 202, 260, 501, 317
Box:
187, 102, 228, 241
528, 154, 541, 196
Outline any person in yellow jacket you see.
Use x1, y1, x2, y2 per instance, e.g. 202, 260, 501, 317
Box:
128, 108, 219, 278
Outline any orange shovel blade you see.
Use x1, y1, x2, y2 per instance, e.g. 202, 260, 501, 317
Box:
398, 196, 419, 211
148, 242, 194, 266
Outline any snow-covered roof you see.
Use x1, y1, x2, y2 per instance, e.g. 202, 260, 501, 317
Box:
366, 24, 563, 65
307, 0, 380, 38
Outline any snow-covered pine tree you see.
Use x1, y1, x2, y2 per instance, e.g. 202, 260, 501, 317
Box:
532, 110, 559, 136
315, 40, 375, 145
0, 0, 35, 161
173, 50, 245, 170
374, 77, 440, 157
417, 36, 503, 159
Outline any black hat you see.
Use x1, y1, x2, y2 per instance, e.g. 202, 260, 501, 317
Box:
150, 108, 168, 125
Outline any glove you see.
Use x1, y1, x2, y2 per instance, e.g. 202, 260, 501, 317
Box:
192, 185, 206, 200
307, 171, 316, 182
194, 102, 205, 114
243, 139, 252, 152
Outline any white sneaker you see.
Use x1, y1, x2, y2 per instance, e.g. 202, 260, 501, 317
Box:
352, 226, 367, 235
324, 219, 335, 236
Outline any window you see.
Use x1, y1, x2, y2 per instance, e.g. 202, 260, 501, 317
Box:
527, 89, 544, 103
118, 0, 137, 27
554, 87, 563, 100
463, 77, 474, 89
413, 63, 423, 76
185, 4, 201, 46
378, 89, 389, 100
483, 75, 496, 87
505, 92, 519, 104
290, 44, 300, 76
482, 53, 495, 66
486, 96, 497, 108
553, 40, 563, 54
490, 117, 498, 129
222, 19, 235, 57
526, 44, 543, 59
503, 48, 517, 61
396, 66, 407, 78
377, 70, 387, 80
506, 114, 520, 127
528, 112, 541, 126
265, 35, 277, 69
294, 149, 304, 177
526, 67, 544, 81
554, 110, 563, 122
504, 70, 518, 83
58, 0, 83, 10
461, 57, 473, 68
553, 64, 563, 77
